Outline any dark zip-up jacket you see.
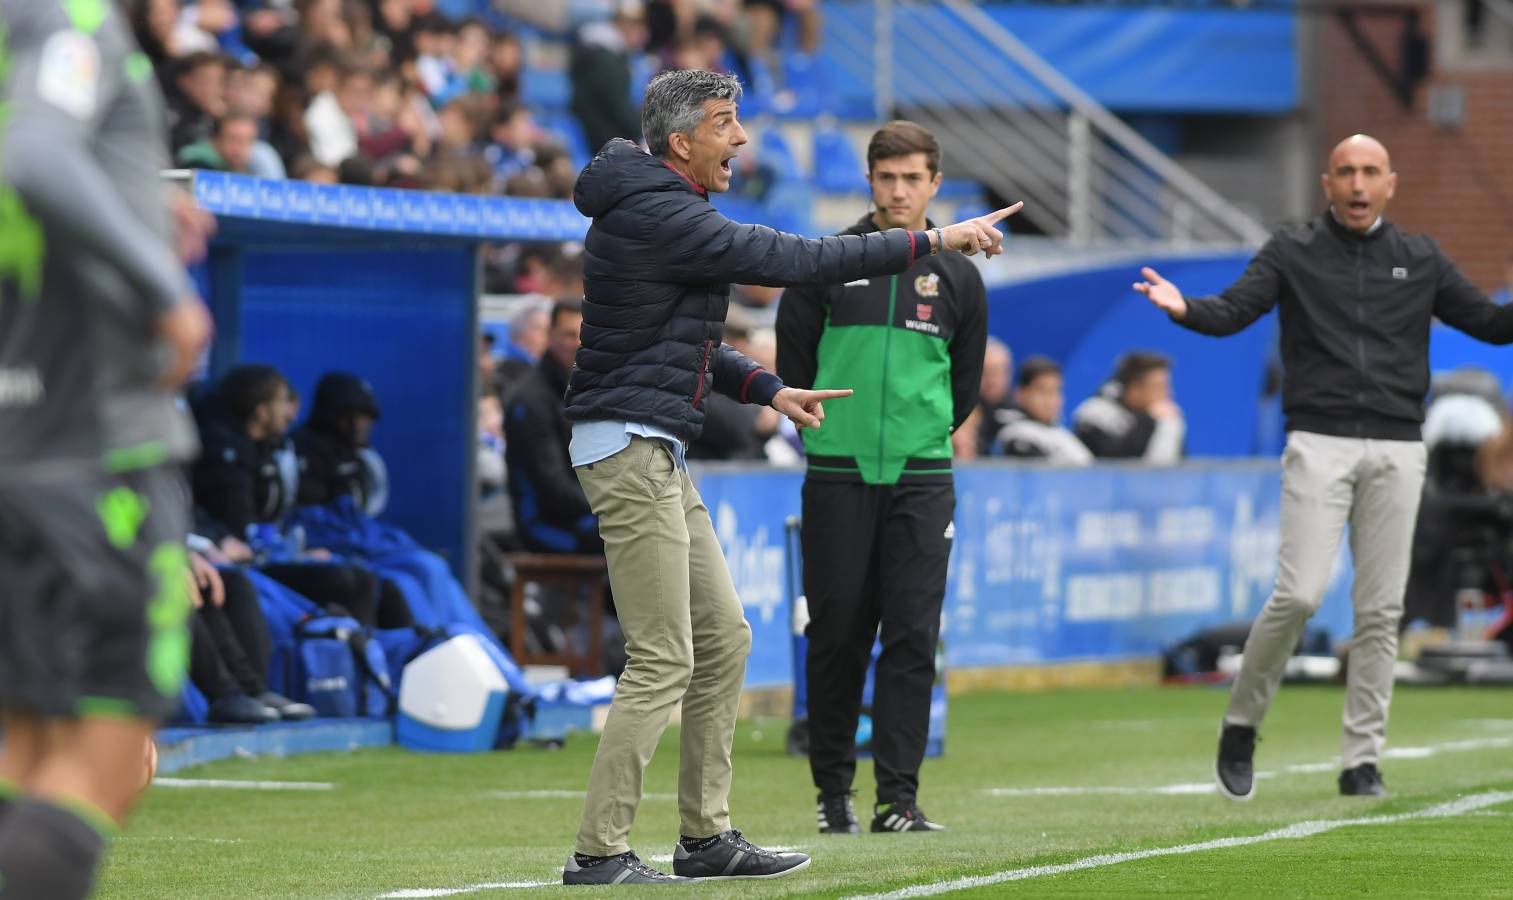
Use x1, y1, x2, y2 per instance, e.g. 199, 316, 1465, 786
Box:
504, 352, 600, 554
565, 139, 933, 441
776, 214, 987, 484
1178, 212, 1513, 441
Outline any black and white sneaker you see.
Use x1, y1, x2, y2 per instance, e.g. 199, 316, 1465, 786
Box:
671, 830, 811, 880
817, 792, 860, 834
1215, 723, 1257, 802
562, 851, 687, 885
1338, 763, 1387, 797
871, 802, 947, 833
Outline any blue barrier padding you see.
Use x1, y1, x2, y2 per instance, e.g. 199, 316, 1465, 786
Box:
192, 172, 588, 244
154, 718, 394, 775
233, 247, 477, 574
1429, 319, 1513, 396
988, 252, 1268, 457
691, 460, 1355, 689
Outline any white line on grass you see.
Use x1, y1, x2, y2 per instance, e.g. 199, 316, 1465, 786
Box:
486, 790, 675, 800
119, 836, 244, 844
376, 882, 555, 898
985, 735, 1513, 798
153, 778, 333, 791
846, 791, 1513, 900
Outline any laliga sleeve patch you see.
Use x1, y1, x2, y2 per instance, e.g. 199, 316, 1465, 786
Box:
36, 30, 102, 121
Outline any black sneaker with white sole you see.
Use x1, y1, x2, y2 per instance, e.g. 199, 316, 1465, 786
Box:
1338, 763, 1387, 797
563, 851, 687, 885
871, 802, 947, 833
1216, 723, 1257, 801
671, 830, 811, 880
817, 792, 860, 834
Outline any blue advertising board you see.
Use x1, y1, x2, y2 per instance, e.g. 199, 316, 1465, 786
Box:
692, 461, 1355, 689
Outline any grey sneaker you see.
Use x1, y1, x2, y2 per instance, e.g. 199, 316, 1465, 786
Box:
1338, 763, 1387, 797
562, 851, 687, 885
1215, 724, 1257, 802
671, 830, 811, 880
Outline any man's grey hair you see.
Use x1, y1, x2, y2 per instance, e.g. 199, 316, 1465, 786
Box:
509, 298, 550, 333
641, 69, 743, 159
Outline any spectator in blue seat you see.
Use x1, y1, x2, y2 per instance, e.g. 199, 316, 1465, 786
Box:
1072, 351, 1185, 464
504, 299, 603, 555
177, 112, 260, 174
992, 356, 1091, 466
975, 336, 1013, 456
570, 0, 648, 155
167, 51, 230, 153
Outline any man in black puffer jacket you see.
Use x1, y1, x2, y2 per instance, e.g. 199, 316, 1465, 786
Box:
559, 69, 1022, 887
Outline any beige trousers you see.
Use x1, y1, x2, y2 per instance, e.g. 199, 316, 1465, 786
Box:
1225, 431, 1426, 768
572, 437, 752, 856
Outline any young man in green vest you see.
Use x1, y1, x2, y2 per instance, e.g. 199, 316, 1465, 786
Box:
776, 120, 988, 834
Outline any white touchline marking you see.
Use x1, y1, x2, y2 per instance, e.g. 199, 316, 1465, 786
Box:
985, 735, 1513, 798
1279, 762, 1337, 774
486, 790, 674, 800
153, 778, 333, 791
846, 791, 1513, 900
120, 836, 244, 844
375, 882, 554, 898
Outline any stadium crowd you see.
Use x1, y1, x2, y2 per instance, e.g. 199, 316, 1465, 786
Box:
140, 0, 818, 290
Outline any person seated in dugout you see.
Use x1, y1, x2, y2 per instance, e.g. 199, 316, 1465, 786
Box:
184, 549, 316, 724
191, 363, 411, 629
291, 371, 389, 514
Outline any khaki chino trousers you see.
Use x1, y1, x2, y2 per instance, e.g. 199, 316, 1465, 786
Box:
572, 437, 752, 856
1225, 430, 1426, 768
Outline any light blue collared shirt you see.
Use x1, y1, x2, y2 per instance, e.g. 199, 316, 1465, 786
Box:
570, 420, 688, 470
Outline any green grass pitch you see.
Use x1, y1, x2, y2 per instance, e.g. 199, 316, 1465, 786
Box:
100, 685, 1513, 898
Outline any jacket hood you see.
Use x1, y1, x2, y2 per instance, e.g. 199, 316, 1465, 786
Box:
309, 372, 381, 429
574, 138, 703, 219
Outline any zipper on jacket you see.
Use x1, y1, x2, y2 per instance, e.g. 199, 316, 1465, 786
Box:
692, 338, 713, 409
878, 276, 897, 482
1354, 242, 1366, 406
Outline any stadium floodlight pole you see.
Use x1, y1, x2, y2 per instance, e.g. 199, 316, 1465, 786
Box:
874, 0, 894, 121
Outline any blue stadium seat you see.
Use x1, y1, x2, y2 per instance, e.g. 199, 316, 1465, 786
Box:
775, 53, 824, 119
536, 111, 593, 170
765, 181, 816, 236
936, 178, 981, 200
813, 125, 866, 194
523, 67, 572, 111
758, 128, 804, 183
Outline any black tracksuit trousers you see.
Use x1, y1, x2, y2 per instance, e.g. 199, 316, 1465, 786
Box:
802, 479, 953, 806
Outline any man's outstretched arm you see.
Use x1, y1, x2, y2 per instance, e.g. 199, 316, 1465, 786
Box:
653, 199, 1023, 288
1136, 239, 1282, 336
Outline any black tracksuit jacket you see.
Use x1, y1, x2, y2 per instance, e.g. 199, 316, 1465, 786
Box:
1178, 212, 1513, 440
